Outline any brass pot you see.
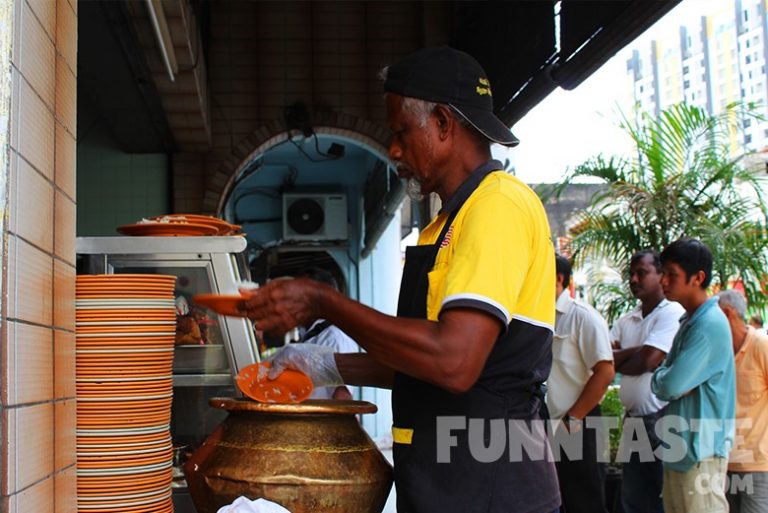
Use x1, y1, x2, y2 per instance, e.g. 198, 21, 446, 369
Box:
184, 398, 393, 513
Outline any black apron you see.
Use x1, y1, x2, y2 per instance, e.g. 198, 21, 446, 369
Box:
392, 171, 560, 513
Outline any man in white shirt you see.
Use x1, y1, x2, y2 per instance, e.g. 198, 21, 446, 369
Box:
548, 255, 615, 513
611, 250, 684, 513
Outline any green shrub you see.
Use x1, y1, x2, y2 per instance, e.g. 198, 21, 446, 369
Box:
600, 386, 624, 468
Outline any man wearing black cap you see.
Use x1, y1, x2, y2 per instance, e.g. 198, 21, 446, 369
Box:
242, 46, 560, 513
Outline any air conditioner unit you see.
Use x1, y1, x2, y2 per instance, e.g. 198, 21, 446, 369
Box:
282, 193, 348, 241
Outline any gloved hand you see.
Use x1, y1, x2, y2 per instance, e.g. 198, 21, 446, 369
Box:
266, 343, 343, 388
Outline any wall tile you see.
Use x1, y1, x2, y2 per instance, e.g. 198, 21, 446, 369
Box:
54, 466, 76, 513
14, 158, 54, 252
13, 238, 53, 326
53, 329, 74, 400
9, 69, 20, 151
53, 261, 75, 332
6, 235, 18, 320
54, 121, 75, 200
11, 0, 22, 68
55, 0, 77, 76
54, 55, 75, 137
2, 403, 54, 495
53, 400, 75, 470
0, 319, 7, 405
2, 322, 53, 407
18, 76, 54, 180
5, 474, 54, 513
7, 152, 18, 236
19, 0, 55, 109
54, 191, 75, 265
26, 0, 56, 42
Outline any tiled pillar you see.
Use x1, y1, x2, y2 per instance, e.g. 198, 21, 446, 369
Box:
1, 0, 77, 511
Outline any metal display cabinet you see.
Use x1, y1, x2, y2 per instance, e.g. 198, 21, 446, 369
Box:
76, 236, 261, 513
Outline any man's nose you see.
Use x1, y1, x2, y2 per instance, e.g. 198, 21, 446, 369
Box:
388, 141, 401, 162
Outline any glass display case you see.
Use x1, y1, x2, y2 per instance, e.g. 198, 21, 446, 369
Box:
76, 236, 261, 513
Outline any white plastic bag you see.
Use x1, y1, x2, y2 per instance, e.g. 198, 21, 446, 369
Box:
216, 496, 291, 513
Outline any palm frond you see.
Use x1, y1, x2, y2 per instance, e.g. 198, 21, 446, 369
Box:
554, 101, 768, 316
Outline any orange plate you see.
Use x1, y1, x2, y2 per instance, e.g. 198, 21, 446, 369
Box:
235, 362, 313, 404
77, 274, 176, 280
76, 312, 176, 320
77, 472, 171, 489
76, 325, 176, 333
116, 222, 219, 237
76, 315, 176, 321
77, 280, 174, 287
75, 294, 175, 300
149, 214, 234, 235
77, 433, 170, 446
75, 336, 175, 343
192, 293, 249, 317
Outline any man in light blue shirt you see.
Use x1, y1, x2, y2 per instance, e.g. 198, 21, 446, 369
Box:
651, 238, 735, 513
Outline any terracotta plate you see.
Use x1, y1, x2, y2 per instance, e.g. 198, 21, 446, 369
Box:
236, 362, 313, 404
149, 214, 235, 235
192, 293, 250, 317
117, 222, 219, 237
78, 274, 176, 281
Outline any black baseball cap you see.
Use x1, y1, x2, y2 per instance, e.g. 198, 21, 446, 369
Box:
383, 46, 519, 147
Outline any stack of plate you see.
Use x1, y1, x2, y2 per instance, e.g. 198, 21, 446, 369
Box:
76, 274, 178, 513
117, 214, 242, 237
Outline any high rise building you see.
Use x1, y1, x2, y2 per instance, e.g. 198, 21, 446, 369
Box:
626, 0, 768, 152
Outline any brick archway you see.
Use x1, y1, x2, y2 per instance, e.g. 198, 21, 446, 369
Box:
201, 114, 391, 214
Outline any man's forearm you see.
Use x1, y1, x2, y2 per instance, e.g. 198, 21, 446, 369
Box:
613, 346, 640, 370
336, 352, 395, 389
567, 361, 615, 419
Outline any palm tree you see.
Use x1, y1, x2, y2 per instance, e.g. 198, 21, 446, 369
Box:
552, 102, 768, 322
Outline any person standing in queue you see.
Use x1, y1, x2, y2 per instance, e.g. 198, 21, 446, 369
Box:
749, 314, 766, 335
240, 46, 561, 513
651, 238, 735, 513
548, 255, 615, 513
717, 289, 768, 513
611, 250, 684, 513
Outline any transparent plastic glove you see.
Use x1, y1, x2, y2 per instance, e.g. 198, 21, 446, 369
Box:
266, 344, 343, 388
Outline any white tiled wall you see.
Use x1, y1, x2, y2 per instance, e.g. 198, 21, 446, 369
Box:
1, 0, 77, 510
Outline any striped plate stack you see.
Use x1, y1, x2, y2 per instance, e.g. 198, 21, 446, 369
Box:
76, 274, 177, 513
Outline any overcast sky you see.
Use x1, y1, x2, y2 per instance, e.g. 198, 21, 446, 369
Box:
495, 0, 726, 184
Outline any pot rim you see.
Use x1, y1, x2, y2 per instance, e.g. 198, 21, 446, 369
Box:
209, 397, 378, 415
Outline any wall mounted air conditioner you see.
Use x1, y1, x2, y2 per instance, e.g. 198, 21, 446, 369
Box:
282, 193, 348, 241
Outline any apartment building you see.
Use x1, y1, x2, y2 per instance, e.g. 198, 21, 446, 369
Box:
627, 0, 768, 152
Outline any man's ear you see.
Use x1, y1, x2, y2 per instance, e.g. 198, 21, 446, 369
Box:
432, 104, 454, 140
689, 270, 706, 289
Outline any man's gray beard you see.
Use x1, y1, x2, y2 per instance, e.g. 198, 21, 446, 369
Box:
406, 178, 424, 201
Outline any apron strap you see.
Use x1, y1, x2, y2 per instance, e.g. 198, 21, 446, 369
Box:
300, 320, 332, 342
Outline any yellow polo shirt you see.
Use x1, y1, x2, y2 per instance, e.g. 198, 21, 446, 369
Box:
418, 170, 555, 331
729, 326, 768, 472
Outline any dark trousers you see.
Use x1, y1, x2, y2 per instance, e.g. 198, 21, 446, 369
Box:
621, 410, 665, 513
555, 405, 608, 513
621, 452, 663, 513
